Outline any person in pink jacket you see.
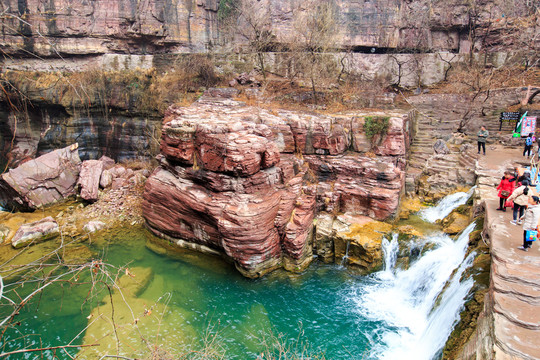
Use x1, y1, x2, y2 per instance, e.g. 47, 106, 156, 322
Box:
496, 171, 515, 212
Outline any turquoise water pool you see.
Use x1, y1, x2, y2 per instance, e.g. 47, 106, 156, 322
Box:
0, 215, 476, 360
0, 228, 380, 359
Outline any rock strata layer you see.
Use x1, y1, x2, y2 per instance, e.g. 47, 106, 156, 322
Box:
143, 93, 410, 277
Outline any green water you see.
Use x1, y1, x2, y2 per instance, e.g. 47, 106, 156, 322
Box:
0, 227, 383, 359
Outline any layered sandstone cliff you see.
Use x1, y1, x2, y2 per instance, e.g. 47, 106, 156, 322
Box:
0, 0, 530, 57
142, 90, 411, 277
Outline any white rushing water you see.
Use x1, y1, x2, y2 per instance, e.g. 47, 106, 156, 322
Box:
351, 222, 477, 360
419, 186, 476, 223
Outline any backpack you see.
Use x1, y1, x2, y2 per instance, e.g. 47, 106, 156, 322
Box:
526, 137, 533, 146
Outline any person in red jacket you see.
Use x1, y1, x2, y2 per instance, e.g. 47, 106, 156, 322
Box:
497, 171, 515, 211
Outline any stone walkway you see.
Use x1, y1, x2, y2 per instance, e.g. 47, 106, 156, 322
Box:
475, 145, 540, 360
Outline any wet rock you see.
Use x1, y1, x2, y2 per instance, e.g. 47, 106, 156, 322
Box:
314, 213, 336, 263
441, 212, 470, 235
434, 139, 450, 155
83, 220, 106, 233
0, 144, 81, 211
11, 217, 60, 248
334, 214, 392, 273
78, 160, 104, 202
397, 225, 422, 238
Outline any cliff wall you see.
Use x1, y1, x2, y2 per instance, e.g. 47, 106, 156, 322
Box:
0, 0, 532, 57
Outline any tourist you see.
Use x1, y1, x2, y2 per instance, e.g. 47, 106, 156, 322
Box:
510, 166, 530, 186
477, 126, 489, 155
518, 195, 540, 252
523, 133, 535, 158
507, 180, 531, 225
496, 171, 514, 212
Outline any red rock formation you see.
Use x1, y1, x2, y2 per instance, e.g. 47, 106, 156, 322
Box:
143, 93, 410, 277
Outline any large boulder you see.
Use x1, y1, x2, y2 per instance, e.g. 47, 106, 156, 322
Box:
78, 160, 104, 202
11, 217, 60, 248
0, 144, 81, 211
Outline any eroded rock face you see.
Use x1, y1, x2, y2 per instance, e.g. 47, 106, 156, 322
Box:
143, 95, 410, 277
0, 144, 81, 211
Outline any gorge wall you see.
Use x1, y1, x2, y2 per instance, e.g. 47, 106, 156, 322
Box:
0, 0, 531, 56
1, 0, 534, 88
142, 89, 413, 277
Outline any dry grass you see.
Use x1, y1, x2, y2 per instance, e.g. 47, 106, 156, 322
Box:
0, 56, 226, 115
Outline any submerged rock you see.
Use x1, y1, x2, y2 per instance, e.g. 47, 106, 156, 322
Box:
81, 266, 198, 359
0, 144, 81, 211
83, 220, 107, 233
11, 216, 60, 248
62, 244, 94, 264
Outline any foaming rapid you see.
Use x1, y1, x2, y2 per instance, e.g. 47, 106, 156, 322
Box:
419, 187, 476, 223
350, 222, 476, 360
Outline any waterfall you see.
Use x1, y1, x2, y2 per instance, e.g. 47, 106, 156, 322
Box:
341, 241, 351, 266
419, 186, 476, 223
381, 234, 399, 277
350, 222, 477, 360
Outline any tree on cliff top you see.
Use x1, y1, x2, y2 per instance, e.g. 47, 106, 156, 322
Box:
288, 0, 339, 103
218, 0, 276, 80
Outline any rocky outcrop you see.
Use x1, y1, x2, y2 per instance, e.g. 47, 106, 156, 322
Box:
11, 216, 60, 248
0, 144, 81, 211
143, 93, 410, 277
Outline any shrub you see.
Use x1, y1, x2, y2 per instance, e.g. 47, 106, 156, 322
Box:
363, 116, 390, 140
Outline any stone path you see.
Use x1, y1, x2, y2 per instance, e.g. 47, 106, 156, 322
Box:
475, 145, 540, 360
405, 113, 477, 197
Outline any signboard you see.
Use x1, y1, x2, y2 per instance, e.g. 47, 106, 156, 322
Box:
499, 112, 521, 131
521, 116, 537, 137
500, 112, 521, 121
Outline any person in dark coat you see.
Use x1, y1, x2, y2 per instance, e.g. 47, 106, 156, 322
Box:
477, 126, 489, 155
496, 171, 515, 212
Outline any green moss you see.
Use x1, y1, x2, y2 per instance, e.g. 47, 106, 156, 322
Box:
363, 116, 390, 140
